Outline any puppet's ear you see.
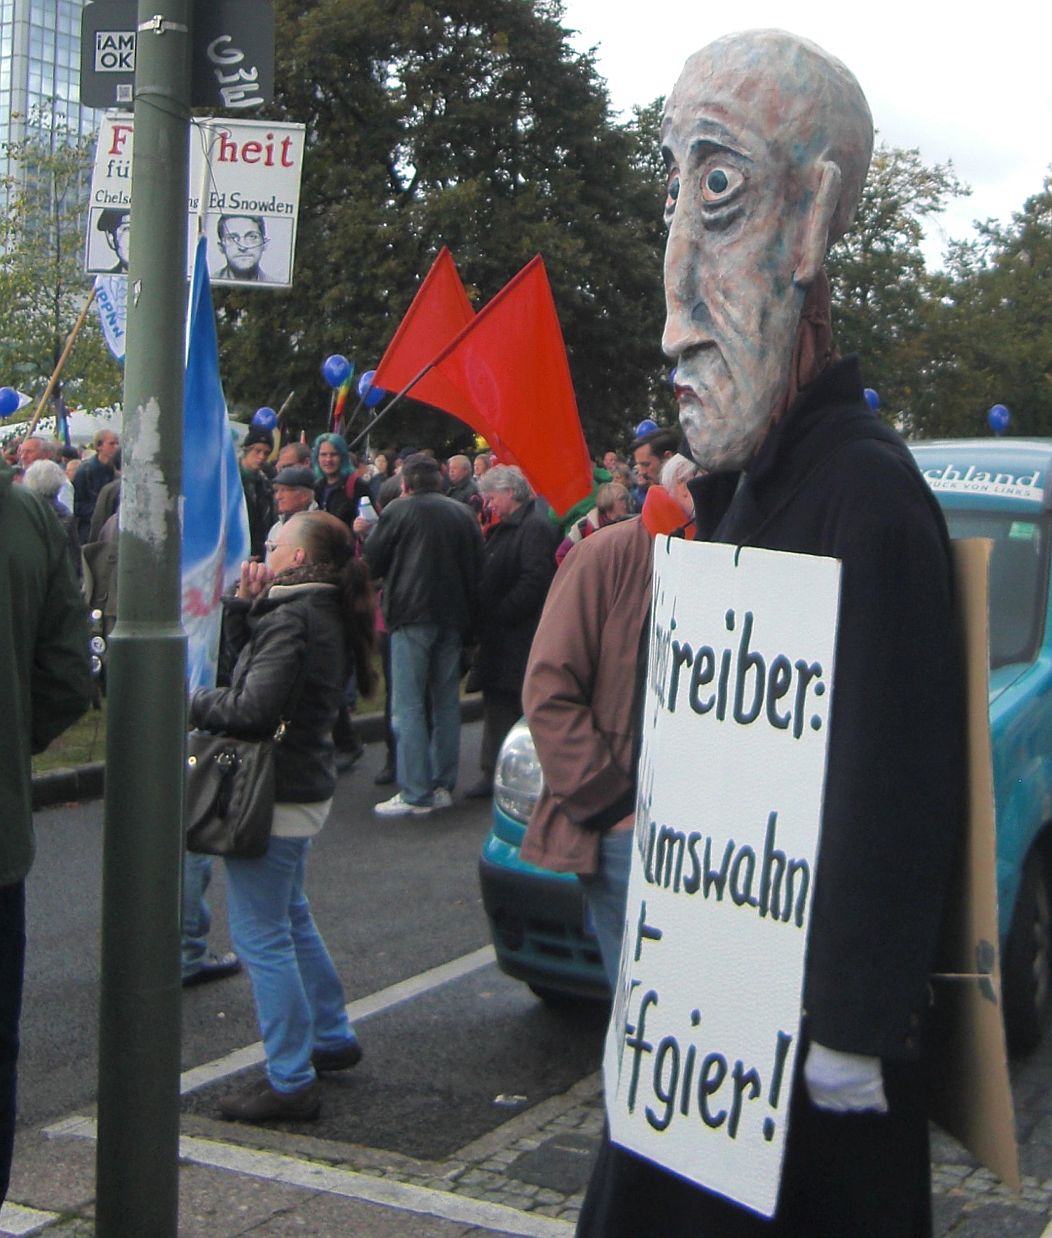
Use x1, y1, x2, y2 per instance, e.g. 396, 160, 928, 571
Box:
795, 161, 841, 287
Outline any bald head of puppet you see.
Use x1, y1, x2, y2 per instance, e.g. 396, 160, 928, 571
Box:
661, 29, 873, 471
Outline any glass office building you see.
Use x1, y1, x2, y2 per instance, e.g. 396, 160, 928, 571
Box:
1, 0, 98, 202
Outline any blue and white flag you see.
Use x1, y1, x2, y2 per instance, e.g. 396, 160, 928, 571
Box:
182, 237, 250, 691
94, 275, 127, 363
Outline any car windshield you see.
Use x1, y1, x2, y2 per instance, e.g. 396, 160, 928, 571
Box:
942, 511, 1050, 669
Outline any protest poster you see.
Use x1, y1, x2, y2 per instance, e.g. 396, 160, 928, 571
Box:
603, 538, 841, 1218
85, 113, 304, 289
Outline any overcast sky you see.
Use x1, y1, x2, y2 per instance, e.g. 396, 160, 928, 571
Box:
561, 2, 1051, 266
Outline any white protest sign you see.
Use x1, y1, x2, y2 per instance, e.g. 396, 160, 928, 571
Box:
604, 538, 841, 1219
86, 114, 305, 289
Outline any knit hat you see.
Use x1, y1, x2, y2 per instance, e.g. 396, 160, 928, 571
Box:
243, 428, 273, 450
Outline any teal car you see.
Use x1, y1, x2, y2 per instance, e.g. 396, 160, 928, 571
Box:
911, 440, 1052, 1053
479, 438, 1052, 1050
478, 719, 607, 1003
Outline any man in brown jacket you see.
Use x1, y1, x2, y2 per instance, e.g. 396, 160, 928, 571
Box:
522, 456, 698, 981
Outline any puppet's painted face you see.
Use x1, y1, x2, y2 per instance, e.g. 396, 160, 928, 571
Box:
661, 44, 825, 472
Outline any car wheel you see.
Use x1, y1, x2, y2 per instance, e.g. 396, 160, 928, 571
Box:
1003, 850, 1052, 1057
527, 983, 610, 1012
528, 983, 579, 1007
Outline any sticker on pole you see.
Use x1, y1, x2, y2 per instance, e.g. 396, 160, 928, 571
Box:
603, 538, 841, 1218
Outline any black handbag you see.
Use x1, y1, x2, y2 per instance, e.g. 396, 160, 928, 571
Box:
185, 609, 311, 858
185, 726, 282, 858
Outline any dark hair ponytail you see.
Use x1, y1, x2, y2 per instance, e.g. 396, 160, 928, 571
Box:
289, 512, 377, 695
340, 557, 378, 697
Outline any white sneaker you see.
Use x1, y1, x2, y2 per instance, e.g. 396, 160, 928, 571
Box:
431, 786, 453, 810
374, 792, 432, 817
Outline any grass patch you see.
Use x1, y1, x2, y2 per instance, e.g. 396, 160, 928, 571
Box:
32, 701, 107, 774
30, 654, 392, 776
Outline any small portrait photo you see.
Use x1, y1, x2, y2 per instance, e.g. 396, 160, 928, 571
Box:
209, 213, 292, 287
86, 207, 131, 276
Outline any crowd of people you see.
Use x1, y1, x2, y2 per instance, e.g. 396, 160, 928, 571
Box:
1, 27, 975, 1235
233, 424, 682, 807
0, 412, 684, 1133
198, 426, 693, 1121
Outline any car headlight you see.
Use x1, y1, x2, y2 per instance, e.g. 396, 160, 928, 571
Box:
493, 719, 544, 823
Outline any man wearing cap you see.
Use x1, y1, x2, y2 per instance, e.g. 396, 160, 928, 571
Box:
95, 208, 131, 274
265, 466, 317, 548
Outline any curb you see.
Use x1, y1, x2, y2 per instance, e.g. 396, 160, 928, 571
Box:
31, 696, 484, 811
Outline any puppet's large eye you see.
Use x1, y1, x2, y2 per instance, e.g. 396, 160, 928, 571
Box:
700, 165, 743, 203
665, 172, 681, 214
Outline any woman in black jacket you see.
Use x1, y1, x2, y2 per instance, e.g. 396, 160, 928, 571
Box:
190, 512, 376, 1123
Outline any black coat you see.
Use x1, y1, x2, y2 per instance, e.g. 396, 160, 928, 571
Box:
315, 475, 366, 531
363, 490, 483, 633
189, 582, 347, 803
578, 357, 964, 1238
240, 467, 274, 559
72, 454, 116, 544
699, 356, 964, 1061
475, 499, 559, 694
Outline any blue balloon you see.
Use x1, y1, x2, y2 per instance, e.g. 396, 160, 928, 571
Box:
863, 388, 880, 412
0, 387, 18, 418
358, 369, 385, 408
321, 354, 353, 388
252, 406, 278, 430
988, 403, 1010, 435
635, 418, 658, 437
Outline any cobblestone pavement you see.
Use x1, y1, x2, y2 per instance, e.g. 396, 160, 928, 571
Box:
9, 1050, 1052, 1237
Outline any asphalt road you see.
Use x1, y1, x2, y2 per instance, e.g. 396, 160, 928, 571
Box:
21, 720, 608, 1149
17, 721, 1052, 1236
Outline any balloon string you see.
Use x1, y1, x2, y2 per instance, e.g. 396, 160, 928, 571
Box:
338, 395, 366, 438
345, 361, 433, 452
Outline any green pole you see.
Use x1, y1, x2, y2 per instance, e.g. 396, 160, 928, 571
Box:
95, 5, 191, 1234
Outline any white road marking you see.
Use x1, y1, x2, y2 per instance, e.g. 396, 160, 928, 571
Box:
178, 944, 496, 1094
42, 946, 565, 1235
45, 1117, 574, 1238
0, 1202, 62, 1236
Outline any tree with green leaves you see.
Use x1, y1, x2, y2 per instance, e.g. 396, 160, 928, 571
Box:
0, 106, 121, 420
216, 0, 667, 454
917, 176, 1052, 438
825, 142, 968, 435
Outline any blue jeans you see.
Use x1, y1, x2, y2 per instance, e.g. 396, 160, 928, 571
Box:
224, 836, 355, 1093
390, 623, 462, 805
181, 851, 214, 979
579, 829, 634, 987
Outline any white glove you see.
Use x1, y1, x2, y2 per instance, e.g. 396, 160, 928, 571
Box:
803, 1041, 888, 1114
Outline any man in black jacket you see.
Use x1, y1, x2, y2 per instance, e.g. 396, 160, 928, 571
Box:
363, 454, 483, 815
468, 465, 558, 798
578, 30, 964, 1238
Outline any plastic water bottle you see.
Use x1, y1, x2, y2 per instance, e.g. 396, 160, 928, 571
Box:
358, 496, 378, 525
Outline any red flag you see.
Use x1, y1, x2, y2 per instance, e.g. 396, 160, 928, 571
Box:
373, 248, 481, 429
428, 257, 592, 516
